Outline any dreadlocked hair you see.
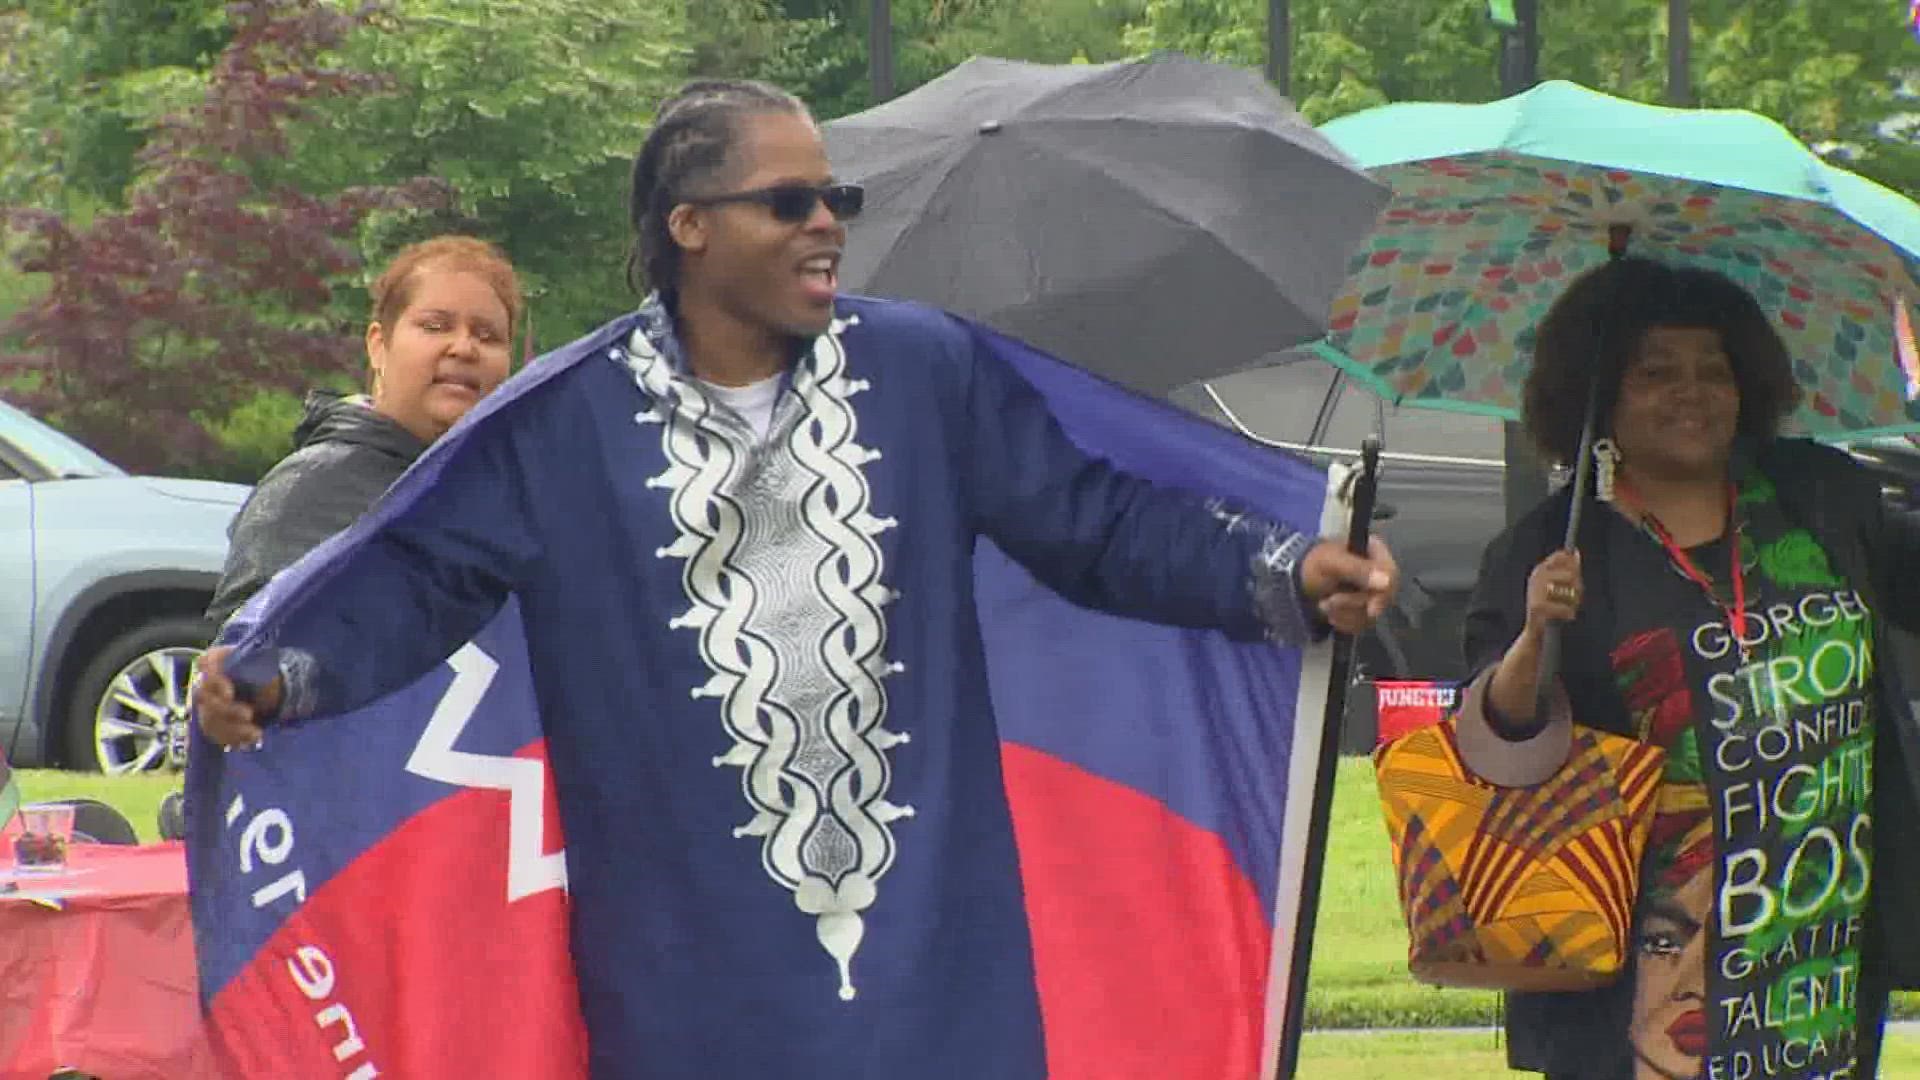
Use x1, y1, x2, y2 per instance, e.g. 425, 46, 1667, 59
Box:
626, 79, 808, 297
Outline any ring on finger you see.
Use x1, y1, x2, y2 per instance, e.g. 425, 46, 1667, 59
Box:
1547, 583, 1579, 604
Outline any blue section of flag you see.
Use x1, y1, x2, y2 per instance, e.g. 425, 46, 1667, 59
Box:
978, 327, 1327, 916
186, 601, 536, 1002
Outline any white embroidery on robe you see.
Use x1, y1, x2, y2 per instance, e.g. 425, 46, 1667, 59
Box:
618, 314, 910, 1001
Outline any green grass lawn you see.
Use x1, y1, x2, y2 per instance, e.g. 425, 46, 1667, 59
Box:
17, 762, 1920, 1075
17, 769, 177, 843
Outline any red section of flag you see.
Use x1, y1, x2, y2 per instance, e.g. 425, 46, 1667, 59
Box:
1001, 742, 1270, 1080
206, 741, 584, 1080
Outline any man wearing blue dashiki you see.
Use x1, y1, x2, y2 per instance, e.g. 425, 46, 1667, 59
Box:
194, 79, 1399, 1077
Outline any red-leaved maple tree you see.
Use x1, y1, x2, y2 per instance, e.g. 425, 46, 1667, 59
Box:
0, 0, 445, 474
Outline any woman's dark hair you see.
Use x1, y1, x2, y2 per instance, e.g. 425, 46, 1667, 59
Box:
625, 79, 807, 297
1521, 256, 1802, 465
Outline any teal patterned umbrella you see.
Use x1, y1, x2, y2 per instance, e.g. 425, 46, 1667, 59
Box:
1315, 81, 1920, 440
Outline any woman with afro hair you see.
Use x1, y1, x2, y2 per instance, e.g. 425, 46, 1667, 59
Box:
1453, 255, 1920, 1078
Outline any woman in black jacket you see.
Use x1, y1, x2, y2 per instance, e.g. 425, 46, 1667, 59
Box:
164, 238, 520, 838
1457, 256, 1920, 1079
206, 236, 522, 626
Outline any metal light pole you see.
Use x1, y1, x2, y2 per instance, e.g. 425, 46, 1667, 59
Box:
1500, 0, 1540, 94
1500, 0, 1547, 523
1667, 0, 1692, 104
869, 0, 894, 104
1267, 0, 1290, 96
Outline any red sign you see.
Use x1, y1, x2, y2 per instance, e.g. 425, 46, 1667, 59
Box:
1374, 679, 1459, 746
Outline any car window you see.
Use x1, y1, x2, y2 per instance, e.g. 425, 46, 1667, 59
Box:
0, 399, 123, 478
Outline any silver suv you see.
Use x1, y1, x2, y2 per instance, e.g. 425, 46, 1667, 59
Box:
0, 400, 245, 772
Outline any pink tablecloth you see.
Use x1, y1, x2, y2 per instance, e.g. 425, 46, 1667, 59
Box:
0, 842, 221, 1079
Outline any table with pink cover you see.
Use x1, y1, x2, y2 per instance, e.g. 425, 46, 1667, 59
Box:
0, 842, 219, 1079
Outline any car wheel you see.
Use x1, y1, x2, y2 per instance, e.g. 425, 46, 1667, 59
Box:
64, 616, 213, 774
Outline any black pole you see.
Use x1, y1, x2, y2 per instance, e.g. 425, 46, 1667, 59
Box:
1667, 0, 1692, 105
1500, 0, 1540, 94
868, 0, 894, 104
1275, 438, 1381, 1080
1266, 0, 1290, 96
1536, 227, 1633, 718
1499, 0, 1544, 523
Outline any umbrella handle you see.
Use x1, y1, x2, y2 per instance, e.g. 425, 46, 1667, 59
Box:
1534, 230, 1632, 725
1534, 622, 1564, 719
1534, 371, 1601, 720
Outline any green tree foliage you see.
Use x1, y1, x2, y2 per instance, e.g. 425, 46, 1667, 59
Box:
1123, 0, 1502, 121
290, 0, 692, 346
696, 0, 1147, 122
1124, 0, 1918, 196
0, 1, 229, 208
1, 0, 444, 476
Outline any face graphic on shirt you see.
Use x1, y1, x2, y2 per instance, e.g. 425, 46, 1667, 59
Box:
1631, 830, 1714, 1080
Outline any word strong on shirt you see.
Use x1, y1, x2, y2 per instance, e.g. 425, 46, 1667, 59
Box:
1700, 592, 1875, 728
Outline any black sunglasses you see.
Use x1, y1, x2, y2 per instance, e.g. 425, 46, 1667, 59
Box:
685, 182, 864, 224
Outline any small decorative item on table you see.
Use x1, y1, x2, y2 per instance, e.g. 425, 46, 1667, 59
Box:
13, 805, 74, 874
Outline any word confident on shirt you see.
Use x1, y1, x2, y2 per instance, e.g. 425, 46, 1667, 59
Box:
1718, 726, 1872, 831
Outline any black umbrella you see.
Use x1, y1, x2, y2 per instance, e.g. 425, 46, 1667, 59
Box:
824, 54, 1390, 396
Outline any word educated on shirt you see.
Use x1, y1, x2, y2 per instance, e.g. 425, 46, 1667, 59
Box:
1706, 1037, 1861, 1080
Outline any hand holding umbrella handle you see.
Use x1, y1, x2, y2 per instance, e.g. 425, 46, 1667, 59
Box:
1530, 497, 1587, 720
1533, 370, 1602, 721
1531, 235, 1631, 722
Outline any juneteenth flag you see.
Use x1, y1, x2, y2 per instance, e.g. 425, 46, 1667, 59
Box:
185, 311, 1346, 1079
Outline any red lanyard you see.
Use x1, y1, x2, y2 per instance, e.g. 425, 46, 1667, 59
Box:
1617, 481, 1748, 661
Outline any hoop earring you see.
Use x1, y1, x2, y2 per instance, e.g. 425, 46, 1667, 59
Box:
1593, 438, 1622, 504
